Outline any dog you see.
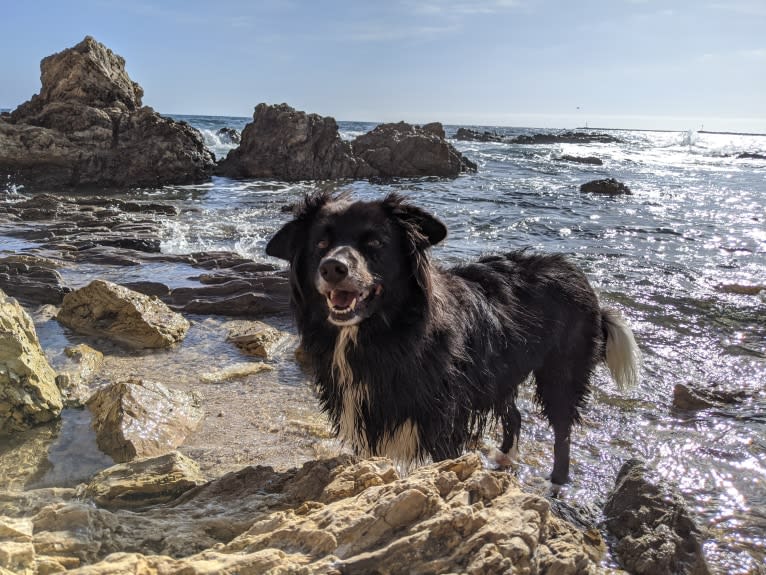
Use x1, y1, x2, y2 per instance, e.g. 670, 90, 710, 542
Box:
266, 191, 640, 484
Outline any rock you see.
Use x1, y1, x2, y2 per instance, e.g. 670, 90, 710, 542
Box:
0, 257, 71, 305
199, 362, 273, 384
454, 127, 505, 142
736, 152, 766, 160
84, 452, 206, 509
580, 178, 632, 195
0, 421, 59, 490
604, 459, 711, 575
216, 102, 371, 180
353, 121, 477, 177
672, 383, 747, 411
0, 290, 62, 434
55, 344, 104, 407
557, 154, 603, 165
86, 379, 203, 462
716, 283, 766, 296
169, 277, 290, 316
0, 36, 214, 190
509, 131, 622, 144
215, 127, 241, 145
224, 320, 290, 359
57, 279, 189, 349
6, 454, 605, 573
217, 103, 476, 181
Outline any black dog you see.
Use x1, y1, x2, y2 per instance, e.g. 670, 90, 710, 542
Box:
266, 191, 640, 484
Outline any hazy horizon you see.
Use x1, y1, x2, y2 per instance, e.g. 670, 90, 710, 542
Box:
2, 1, 765, 133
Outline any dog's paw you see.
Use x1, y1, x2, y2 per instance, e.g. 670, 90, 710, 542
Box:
488, 446, 520, 469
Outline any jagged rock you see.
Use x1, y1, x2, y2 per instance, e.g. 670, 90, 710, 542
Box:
454, 127, 505, 142
216, 103, 372, 180
54, 344, 104, 407
0, 290, 62, 434
86, 379, 203, 462
216, 103, 476, 181
57, 279, 189, 349
224, 320, 290, 359
353, 121, 477, 177
0, 36, 214, 190
580, 178, 632, 195
215, 127, 240, 145
604, 459, 710, 575
2, 454, 605, 573
557, 154, 603, 165
84, 452, 206, 510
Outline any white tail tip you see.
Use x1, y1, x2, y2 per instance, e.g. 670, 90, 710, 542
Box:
602, 308, 641, 390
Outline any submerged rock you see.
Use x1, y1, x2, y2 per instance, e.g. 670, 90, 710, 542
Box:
3, 454, 605, 573
57, 279, 190, 349
672, 382, 748, 411
86, 379, 203, 462
199, 362, 273, 384
0, 256, 71, 305
224, 320, 290, 359
580, 178, 632, 195
55, 344, 104, 407
557, 154, 603, 165
0, 290, 62, 434
0, 36, 214, 190
604, 459, 710, 575
84, 452, 206, 510
216, 103, 476, 181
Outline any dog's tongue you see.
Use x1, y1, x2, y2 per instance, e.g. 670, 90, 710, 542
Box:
330, 290, 356, 309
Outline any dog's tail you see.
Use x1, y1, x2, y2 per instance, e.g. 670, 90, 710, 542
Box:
601, 308, 641, 390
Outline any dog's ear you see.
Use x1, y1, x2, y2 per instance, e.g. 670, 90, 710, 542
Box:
266, 191, 335, 260
265, 220, 299, 261
387, 195, 447, 247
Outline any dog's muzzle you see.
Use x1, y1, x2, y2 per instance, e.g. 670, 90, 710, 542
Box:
316, 246, 383, 326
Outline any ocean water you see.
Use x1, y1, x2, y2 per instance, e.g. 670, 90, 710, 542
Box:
4, 114, 766, 572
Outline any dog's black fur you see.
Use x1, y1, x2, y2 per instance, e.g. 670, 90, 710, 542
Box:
267, 191, 639, 484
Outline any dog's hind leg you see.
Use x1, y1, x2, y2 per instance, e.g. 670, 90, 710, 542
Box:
534, 359, 592, 485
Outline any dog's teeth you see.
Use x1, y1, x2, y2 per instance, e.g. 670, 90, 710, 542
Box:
349, 297, 357, 310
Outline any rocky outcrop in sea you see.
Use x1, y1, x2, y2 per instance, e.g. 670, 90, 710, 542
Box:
454, 127, 622, 145
216, 103, 476, 180
0, 37, 215, 190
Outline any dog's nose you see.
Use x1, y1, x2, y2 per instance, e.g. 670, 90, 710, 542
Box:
319, 258, 349, 283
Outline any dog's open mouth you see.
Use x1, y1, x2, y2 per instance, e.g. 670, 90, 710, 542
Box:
326, 285, 382, 324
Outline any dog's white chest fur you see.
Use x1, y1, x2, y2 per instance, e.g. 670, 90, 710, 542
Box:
332, 327, 420, 462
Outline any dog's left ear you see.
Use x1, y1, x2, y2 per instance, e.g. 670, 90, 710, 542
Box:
389, 199, 447, 247
266, 220, 299, 261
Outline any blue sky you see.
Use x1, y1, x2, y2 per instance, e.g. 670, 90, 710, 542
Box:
2, 0, 765, 131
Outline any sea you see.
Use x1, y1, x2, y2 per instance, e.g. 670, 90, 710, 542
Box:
3, 113, 766, 572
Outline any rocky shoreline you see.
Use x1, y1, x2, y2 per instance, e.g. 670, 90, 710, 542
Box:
0, 37, 722, 574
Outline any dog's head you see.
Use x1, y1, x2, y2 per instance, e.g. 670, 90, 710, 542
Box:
266, 192, 447, 327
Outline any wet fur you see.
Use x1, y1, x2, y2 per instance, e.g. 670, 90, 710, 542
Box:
266, 191, 640, 483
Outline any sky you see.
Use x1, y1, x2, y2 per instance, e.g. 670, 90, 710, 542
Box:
2, 0, 765, 132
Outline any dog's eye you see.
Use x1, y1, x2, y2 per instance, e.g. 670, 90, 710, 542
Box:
317, 239, 329, 250
366, 238, 382, 248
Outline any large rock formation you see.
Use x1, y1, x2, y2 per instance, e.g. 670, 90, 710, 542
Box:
57, 279, 190, 349
0, 36, 215, 190
0, 290, 62, 434
604, 459, 710, 575
216, 103, 476, 181
0, 454, 606, 573
353, 121, 477, 177
216, 103, 372, 180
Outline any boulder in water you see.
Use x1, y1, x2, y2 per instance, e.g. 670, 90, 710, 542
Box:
57, 279, 190, 349
580, 178, 632, 195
